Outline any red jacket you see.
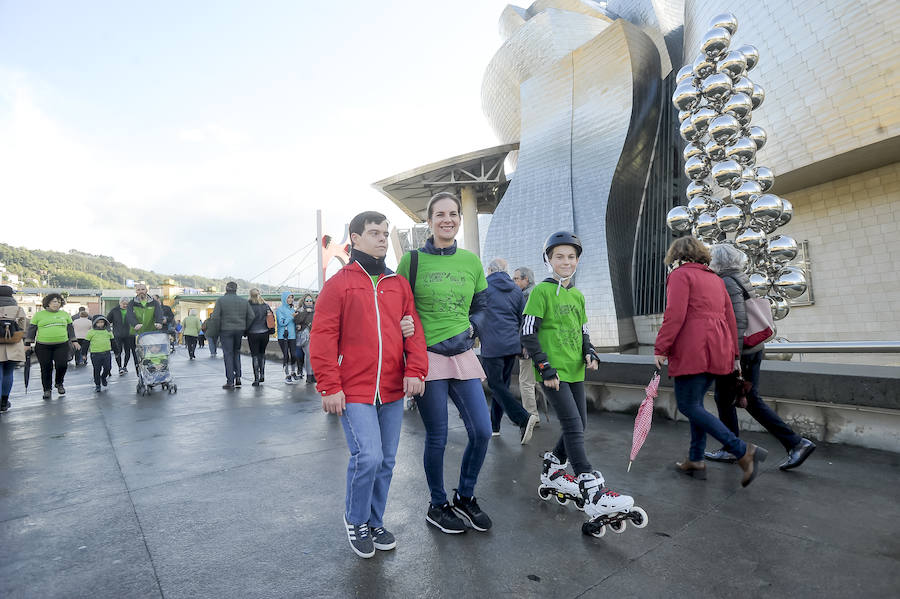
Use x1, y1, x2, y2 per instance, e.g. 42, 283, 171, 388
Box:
654, 263, 738, 377
310, 261, 428, 404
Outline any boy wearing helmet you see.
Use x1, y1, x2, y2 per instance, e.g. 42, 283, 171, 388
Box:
521, 232, 637, 531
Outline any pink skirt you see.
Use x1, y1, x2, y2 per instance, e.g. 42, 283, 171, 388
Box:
425, 349, 486, 382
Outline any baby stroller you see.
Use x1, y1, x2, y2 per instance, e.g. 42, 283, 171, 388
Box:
135, 331, 177, 395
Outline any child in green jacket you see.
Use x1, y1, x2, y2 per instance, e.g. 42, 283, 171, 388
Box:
85, 316, 115, 392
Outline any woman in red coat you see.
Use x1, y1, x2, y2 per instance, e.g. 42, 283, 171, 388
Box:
654, 237, 767, 487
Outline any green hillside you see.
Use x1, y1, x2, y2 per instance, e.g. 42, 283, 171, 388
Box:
0, 243, 287, 293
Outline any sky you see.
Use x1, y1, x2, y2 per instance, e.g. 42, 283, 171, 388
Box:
0, 0, 515, 288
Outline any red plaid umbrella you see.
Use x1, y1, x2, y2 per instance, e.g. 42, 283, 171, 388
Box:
628, 369, 660, 472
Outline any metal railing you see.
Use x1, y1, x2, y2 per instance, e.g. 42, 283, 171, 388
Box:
764, 341, 900, 354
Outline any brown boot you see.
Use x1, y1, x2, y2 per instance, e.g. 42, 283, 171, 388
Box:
674, 459, 707, 479
737, 443, 769, 487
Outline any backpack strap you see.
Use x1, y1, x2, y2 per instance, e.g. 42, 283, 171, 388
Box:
408, 250, 419, 293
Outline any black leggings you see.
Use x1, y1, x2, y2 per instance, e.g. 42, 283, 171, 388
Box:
544, 381, 592, 474
248, 333, 269, 358
278, 338, 297, 369
35, 342, 70, 390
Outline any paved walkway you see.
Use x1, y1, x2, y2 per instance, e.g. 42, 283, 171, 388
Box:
1, 348, 898, 598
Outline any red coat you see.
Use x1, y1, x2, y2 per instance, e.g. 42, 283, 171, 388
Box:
654, 263, 738, 377
310, 261, 428, 405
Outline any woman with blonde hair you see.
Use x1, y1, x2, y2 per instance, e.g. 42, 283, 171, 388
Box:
247, 288, 274, 386
654, 237, 768, 487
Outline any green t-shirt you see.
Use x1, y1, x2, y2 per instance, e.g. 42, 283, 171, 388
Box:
85, 328, 114, 352
182, 315, 202, 337
523, 281, 588, 383
397, 248, 487, 347
31, 309, 72, 344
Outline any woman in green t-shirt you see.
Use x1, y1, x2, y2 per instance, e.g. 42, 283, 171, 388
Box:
26, 293, 78, 400
396, 192, 493, 535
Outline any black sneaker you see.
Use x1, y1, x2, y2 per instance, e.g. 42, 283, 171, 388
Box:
234, 378, 242, 388
42, 389, 51, 400
56, 384, 66, 396
94, 385, 101, 392
0, 398, 10, 412
426, 502, 466, 534
119, 367, 126, 376
451, 490, 492, 532
343, 515, 375, 558
371, 525, 396, 550
101, 377, 108, 387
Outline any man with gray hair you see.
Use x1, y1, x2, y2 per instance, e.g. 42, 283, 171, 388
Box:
513, 266, 539, 420
472, 259, 538, 443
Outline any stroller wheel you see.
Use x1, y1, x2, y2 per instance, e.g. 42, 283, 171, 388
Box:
136, 383, 143, 394
168, 384, 177, 394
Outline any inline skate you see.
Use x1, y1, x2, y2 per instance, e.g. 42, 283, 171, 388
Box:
537, 451, 585, 510
577, 471, 649, 538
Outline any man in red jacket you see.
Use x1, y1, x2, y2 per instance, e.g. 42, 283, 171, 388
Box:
310, 210, 428, 559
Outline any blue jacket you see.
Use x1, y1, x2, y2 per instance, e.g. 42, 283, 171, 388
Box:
276, 291, 296, 340
472, 271, 525, 358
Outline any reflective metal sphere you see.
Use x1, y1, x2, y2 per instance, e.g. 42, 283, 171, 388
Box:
768, 294, 791, 320
723, 92, 753, 120
676, 64, 695, 84
711, 159, 743, 189
686, 181, 711, 200
726, 137, 758, 166
695, 212, 720, 238
673, 80, 700, 111
738, 112, 753, 128
717, 50, 747, 82
701, 27, 732, 58
687, 195, 713, 215
709, 114, 741, 144
731, 179, 762, 205
751, 83, 766, 109
741, 165, 757, 181
755, 166, 775, 192
690, 107, 718, 136
679, 117, 703, 142
733, 76, 754, 97
748, 272, 771, 295
750, 194, 785, 225
708, 13, 739, 35
683, 142, 706, 162
685, 155, 711, 181
768, 235, 799, 263
737, 44, 759, 70
777, 198, 793, 226
716, 203, 746, 232
747, 125, 767, 150
666, 205, 694, 233
692, 54, 717, 79
701, 72, 734, 103
774, 267, 808, 300
736, 227, 768, 252
678, 109, 693, 123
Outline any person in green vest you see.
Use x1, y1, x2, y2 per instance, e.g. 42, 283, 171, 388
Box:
182, 309, 203, 360
125, 283, 164, 343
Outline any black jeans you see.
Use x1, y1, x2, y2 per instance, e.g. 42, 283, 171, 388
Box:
198, 335, 205, 347
91, 351, 111, 386
220, 331, 243, 383
34, 342, 69, 390
544, 381, 592, 474
714, 350, 801, 451
184, 335, 198, 358
483, 355, 530, 430
278, 338, 297, 370
123, 336, 138, 368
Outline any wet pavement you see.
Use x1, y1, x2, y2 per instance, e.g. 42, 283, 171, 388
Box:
1, 347, 898, 598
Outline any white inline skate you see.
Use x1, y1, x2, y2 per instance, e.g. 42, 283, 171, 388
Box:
577, 471, 649, 538
537, 452, 585, 510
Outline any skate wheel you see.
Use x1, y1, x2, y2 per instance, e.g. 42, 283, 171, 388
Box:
554, 494, 569, 506
538, 485, 553, 501
575, 497, 586, 511
582, 520, 606, 538
609, 519, 627, 534
629, 506, 649, 528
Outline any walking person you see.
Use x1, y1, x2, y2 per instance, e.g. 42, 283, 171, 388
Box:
295, 294, 316, 384
522, 232, 635, 523
0, 285, 27, 412
203, 317, 217, 357
706, 244, 816, 470
513, 266, 540, 421
654, 237, 768, 487
154, 295, 177, 352
26, 293, 78, 400
396, 192, 494, 534
472, 258, 538, 441
107, 297, 133, 375
276, 292, 298, 383
126, 284, 164, 366
85, 315, 114, 392
198, 327, 206, 348
310, 210, 428, 558
72, 308, 93, 367
205, 282, 255, 389
247, 289, 274, 386
182, 309, 203, 360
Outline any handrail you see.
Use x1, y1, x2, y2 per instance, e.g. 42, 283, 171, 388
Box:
764, 341, 900, 354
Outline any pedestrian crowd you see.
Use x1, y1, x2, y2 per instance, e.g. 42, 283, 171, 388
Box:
0, 192, 816, 560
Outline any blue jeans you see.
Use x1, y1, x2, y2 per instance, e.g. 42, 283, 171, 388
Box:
341, 400, 403, 527
219, 331, 242, 382
714, 351, 801, 451
417, 377, 492, 506
675, 373, 747, 462
1, 361, 14, 397
483, 355, 530, 431
208, 335, 218, 356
